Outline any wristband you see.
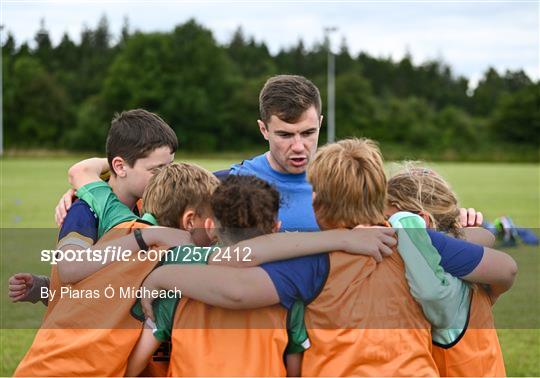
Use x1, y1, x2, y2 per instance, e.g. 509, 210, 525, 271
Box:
134, 229, 149, 251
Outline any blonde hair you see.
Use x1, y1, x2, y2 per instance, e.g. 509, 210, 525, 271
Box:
142, 162, 220, 228
387, 163, 462, 237
307, 138, 387, 228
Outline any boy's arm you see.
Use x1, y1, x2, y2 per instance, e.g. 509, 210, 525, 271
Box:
59, 227, 192, 284
57, 180, 139, 284
56, 159, 110, 226
461, 247, 517, 303
462, 227, 496, 248
141, 264, 280, 320
125, 323, 161, 377
429, 228, 517, 303
286, 353, 303, 377
390, 212, 470, 332
68, 157, 109, 190
209, 227, 396, 267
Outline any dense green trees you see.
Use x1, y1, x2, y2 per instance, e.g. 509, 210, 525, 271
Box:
2, 17, 538, 160
490, 84, 540, 144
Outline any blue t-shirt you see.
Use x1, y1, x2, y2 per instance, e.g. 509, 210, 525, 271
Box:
426, 230, 484, 278
261, 231, 484, 310
230, 154, 319, 232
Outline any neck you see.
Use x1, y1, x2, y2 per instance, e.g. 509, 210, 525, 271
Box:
216, 233, 236, 246
108, 175, 137, 209
265, 152, 282, 173
265, 151, 295, 175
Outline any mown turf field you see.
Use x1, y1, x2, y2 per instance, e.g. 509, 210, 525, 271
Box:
1, 157, 539, 376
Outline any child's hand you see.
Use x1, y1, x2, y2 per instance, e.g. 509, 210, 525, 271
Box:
459, 208, 483, 227
345, 227, 396, 262
55, 189, 76, 226
8, 273, 34, 302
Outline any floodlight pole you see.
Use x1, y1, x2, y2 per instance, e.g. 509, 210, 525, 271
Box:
324, 27, 337, 143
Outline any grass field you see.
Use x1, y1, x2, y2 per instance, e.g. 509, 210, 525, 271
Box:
1, 157, 539, 376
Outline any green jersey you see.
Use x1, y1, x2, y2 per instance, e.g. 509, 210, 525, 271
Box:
389, 211, 471, 345
76, 181, 142, 237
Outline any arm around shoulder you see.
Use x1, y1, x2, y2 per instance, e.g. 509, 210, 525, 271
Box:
68, 157, 109, 190
141, 264, 279, 321
461, 246, 517, 303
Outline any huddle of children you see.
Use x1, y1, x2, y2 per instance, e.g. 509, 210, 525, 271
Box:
9, 76, 517, 377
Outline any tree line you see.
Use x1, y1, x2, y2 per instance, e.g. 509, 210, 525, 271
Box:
2, 17, 538, 160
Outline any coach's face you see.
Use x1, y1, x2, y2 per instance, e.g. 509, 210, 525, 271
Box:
258, 106, 322, 175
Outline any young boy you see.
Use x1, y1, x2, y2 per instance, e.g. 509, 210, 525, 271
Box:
13, 163, 203, 377
9, 108, 178, 303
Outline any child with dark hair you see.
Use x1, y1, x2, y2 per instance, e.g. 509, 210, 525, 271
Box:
9, 108, 178, 303
210, 175, 281, 243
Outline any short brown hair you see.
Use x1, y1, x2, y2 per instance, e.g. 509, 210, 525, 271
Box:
259, 75, 321, 124
211, 175, 280, 243
107, 109, 178, 175
308, 138, 387, 228
142, 162, 219, 228
387, 163, 463, 237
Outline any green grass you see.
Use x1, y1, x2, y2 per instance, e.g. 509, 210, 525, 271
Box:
1, 157, 539, 376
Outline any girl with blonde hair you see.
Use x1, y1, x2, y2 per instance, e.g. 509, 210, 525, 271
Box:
386, 163, 514, 377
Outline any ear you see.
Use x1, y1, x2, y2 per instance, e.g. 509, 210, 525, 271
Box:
312, 191, 317, 203
384, 205, 399, 218
272, 220, 282, 233
111, 157, 127, 177
258, 119, 269, 141
418, 211, 432, 227
182, 209, 196, 231
204, 217, 217, 243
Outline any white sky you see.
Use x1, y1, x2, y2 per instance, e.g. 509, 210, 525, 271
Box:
2, 1, 539, 88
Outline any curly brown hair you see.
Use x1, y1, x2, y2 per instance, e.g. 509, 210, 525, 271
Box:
211, 175, 280, 243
